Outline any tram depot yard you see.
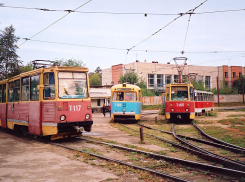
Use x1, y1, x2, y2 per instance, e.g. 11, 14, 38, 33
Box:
0, 107, 245, 182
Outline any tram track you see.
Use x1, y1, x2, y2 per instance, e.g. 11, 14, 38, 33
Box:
77, 137, 245, 180
117, 123, 245, 173
1, 125, 245, 181
0, 127, 189, 182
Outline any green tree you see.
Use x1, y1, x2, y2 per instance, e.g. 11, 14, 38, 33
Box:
0, 25, 22, 80
191, 80, 205, 91
119, 70, 138, 84
233, 76, 245, 94
19, 62, 33, 73
89, 73, 102, 85
56, 58, 85, 67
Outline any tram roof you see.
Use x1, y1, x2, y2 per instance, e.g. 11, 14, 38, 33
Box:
0, 66, 89, 83
111, 83, 141, 91
195, 90, 213, 95
166, 82, 194, 87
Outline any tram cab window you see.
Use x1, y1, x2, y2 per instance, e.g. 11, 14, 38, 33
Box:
44, 72, 55, 100
21, 77, 30, 101
31, 75, 40, 101
171, 86, 188, 101
112, 92, 137, 101
58, 72, 88, 99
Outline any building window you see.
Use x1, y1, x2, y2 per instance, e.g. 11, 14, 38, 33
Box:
165, 75, 172, 84
233, 72, 236, 78
239, 72, 242, 77
174, 75, 179, 83
97, 99, 101, 106
225, 72, 228, 78
148, 74, 154, 87
205, 76, 211, 90
157, 74, 164, 88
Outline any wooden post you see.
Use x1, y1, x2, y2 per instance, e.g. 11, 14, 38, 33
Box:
140, 127, 144, 143
155, 116, 157, 124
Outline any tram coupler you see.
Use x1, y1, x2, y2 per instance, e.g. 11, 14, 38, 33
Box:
74, 126, 85, 133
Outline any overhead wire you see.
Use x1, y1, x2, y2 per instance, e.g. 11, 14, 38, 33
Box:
126, 0, 208, 53
1, 4, 245, 16
20, 38, 245, 54
18, 0, 92, 47
181, 0, 208, 54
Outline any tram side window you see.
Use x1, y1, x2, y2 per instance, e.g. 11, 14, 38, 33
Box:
0, 85, 2, 103
8, 82, 14, 102
44, 72, 55, 100
2, 84, 6, 103
21, 77, 30, 101
14, 80, 20, 101
31, 75, 40, 101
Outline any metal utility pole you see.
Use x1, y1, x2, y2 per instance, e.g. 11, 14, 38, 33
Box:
217, 76, 220, 107
242, 75, 244, 104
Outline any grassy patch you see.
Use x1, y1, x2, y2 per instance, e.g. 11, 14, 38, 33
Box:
202, 126, 245, 148
142, 105, 162, 110
217, 118, 245, 125
227, 114, 245, 117
215, 102, 245, 107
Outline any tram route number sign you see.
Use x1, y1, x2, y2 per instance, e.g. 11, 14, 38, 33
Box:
69, 105, 82, 111
176, 103, 184, 107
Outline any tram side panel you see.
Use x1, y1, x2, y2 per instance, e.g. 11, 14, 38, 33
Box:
165, 101, 195, 120
195, 101, 214, 113
111, 102, 141, 120
0, 103, 7, 128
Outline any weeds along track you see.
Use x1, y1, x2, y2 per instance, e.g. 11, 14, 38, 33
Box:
78, 137, 245, 180
171, 123, 245, 171
116, 123, 245, 180
192, 122, 245, 152
138, 123, 245, 160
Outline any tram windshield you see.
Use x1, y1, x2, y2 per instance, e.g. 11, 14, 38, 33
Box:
112, 92, 137, 101
170, 86, 188, 101
58, 72, 88, 99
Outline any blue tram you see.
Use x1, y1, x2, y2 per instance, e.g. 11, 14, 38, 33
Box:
111, 83, 142, 120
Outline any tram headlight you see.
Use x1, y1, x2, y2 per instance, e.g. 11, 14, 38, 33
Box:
85, 114, 90, 120
171, 108, 174, 112
186, 108, 189, 111
123, 109, 125, 112
60, 115, 66, 121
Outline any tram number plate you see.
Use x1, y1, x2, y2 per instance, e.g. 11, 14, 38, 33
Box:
176, 103, 184, 107
69, 105, 81, 111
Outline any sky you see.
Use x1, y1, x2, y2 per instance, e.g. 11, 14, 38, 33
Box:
1, 0, 245, 72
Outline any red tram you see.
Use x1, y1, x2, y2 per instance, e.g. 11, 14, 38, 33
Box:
0, 66, 93, 140
165, 83, 214, 121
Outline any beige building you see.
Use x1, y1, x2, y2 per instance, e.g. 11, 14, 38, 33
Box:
102, 60, 219, 91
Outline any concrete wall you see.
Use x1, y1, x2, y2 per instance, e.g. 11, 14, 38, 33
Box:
214, 94, 245, 103
142, 94, 245, 105
142, 96, 164, 105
